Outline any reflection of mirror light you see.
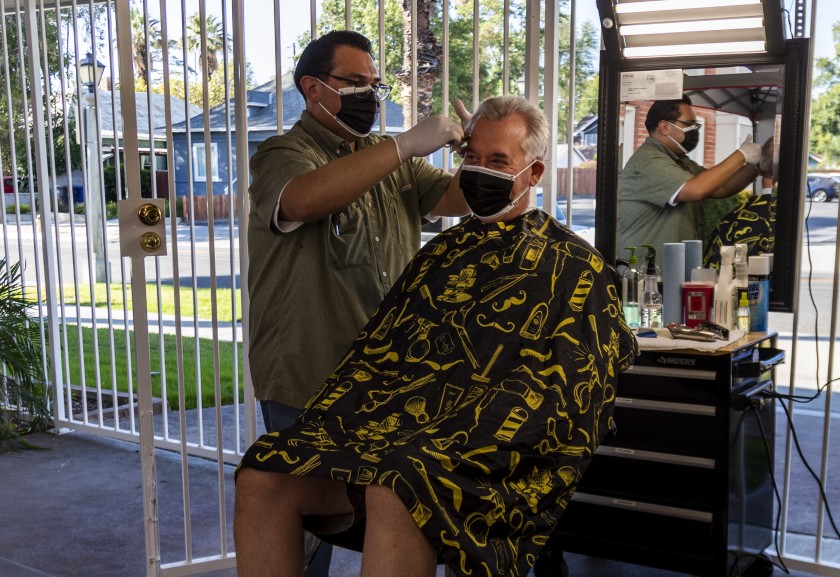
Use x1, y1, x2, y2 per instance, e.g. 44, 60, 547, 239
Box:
620, 18, 764, 36
615, 0, 761, 14
624, 41, 767, 58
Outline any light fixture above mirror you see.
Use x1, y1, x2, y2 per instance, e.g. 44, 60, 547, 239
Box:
597, 0, 786, 62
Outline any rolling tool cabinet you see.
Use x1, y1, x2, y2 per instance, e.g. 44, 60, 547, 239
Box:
547, 332, 784, 577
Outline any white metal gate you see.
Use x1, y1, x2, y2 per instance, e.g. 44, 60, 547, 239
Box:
2, 0, 840, 575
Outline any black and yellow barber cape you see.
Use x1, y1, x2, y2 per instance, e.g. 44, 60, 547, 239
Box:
239, 209, 638, 577
703, 192, 775, 268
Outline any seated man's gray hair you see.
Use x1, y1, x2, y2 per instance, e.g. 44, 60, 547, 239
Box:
465, 96, 550, 160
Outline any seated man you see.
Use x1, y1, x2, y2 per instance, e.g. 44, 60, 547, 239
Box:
234, 95, 638, 577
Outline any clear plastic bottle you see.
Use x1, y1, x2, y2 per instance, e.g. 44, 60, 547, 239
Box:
622, 247, 641, 328
641, 247, 663, 328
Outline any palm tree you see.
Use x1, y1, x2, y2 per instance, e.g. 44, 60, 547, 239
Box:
395, 0, 442, 123
0, 259, 49, 446
130, 7, 163, 85
184, 13, 230, 81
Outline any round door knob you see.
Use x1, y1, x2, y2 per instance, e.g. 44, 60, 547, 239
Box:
138, 203, 162, 225
140, 232, 162, 252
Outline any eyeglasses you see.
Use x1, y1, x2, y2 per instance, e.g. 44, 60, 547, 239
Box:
325, 73, 392, 102
673, 118, 703, 131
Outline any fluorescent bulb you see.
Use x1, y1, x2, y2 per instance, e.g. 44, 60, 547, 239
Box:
620, 18, 764, 36
616, 0, 761, 14
623, 41, 767, 58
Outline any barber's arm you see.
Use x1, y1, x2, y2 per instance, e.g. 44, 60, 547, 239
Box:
677, 135, 761, 202
431, 166, 470, 217
279, 116, 464, 223
428, 98, 474, 217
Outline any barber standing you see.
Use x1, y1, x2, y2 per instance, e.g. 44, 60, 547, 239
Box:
246, 30, 468, 575
617, 94, 763, 258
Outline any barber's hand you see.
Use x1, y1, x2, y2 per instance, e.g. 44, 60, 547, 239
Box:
451, 98, 473, 130
738, 134, 762, 166
393, 115, 464, 162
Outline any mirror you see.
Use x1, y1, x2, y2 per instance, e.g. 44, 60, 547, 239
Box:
595, 38, 810, 313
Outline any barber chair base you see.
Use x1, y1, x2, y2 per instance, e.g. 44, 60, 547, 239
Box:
533, 547, 569, 577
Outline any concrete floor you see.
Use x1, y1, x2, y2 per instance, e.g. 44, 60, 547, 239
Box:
0, 428, 829, 577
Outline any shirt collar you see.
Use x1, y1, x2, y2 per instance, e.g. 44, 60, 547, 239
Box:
300, 110, 366, 155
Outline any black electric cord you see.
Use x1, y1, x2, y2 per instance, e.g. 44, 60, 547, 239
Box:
752, 402, 792, 575
764, 392, 840, 541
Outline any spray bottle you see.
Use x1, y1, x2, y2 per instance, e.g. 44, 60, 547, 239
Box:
640, 246, 663, 328
713, 245, 735, 330
622, 247, 641, 328
642, 243, 664, 294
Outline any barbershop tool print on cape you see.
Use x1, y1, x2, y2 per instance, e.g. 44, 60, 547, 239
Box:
240, 209, 637, 577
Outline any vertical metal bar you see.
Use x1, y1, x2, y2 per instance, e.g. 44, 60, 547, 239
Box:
780, 0, 817, 557
377, 0, 386, 132
523, 0, 539, 104
207, 0, 229, 555
234, 0, 256, 448
410, 0, 417, 125
471, 0, 478, 111
155, 0, 194, 562
113, 0, 162, 573
22, 0, 63, 437
543, 0, 559, 219
274, 0, 282, 134
565, 0, 575, 225
502, 0, 509, 96
50, 0, 78, 425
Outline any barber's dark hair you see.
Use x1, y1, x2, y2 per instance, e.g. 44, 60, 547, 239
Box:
644, 94, 692, 133
293, 30, 373, 96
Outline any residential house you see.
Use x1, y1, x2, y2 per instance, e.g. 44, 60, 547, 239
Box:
169, 72, 406, 221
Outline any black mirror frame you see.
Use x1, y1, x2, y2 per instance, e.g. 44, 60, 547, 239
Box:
594, 38, 810, 313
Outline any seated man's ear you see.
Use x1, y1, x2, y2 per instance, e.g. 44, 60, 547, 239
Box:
528, 160, 545, 185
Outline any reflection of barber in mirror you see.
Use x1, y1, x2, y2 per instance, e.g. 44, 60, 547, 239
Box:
617, 94, 763, 260
702, 137, 777, 268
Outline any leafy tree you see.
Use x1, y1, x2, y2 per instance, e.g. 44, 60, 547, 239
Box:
1, 11, 68, 177
298, 0, 598, 136
144, 62, 256, 108
810, 21, 840, 165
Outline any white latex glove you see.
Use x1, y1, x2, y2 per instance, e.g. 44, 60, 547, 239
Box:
738, 134, 762, 166
393, 115, 464, 163
451, 98, 473, 130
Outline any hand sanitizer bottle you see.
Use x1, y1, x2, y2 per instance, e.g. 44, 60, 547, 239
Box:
641, 246, 663, 328
736, 289, 751, 331
622, 247, 641, 328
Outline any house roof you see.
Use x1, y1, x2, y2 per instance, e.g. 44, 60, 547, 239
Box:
87, 90, 202, 140
171, 72, 406, 133
574, 114, 598, 136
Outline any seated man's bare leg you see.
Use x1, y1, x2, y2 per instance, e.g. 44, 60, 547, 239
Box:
360, 484, 437, 577
234, 469, 353, 577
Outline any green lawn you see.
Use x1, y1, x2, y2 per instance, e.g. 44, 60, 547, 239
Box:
60, 283, 242, 323
62, 324, 242, 410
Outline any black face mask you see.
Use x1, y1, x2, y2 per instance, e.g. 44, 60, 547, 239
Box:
459, 162, 534, 220
318, 80, 379, 137
681, 128, 700, 152
669, 122, 700, 154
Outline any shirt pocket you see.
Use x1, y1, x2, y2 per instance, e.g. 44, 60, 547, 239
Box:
328, 203, 368, 270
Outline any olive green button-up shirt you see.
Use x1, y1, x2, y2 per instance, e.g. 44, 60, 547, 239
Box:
248, 111, 452, 407
617, 137, 706, 259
